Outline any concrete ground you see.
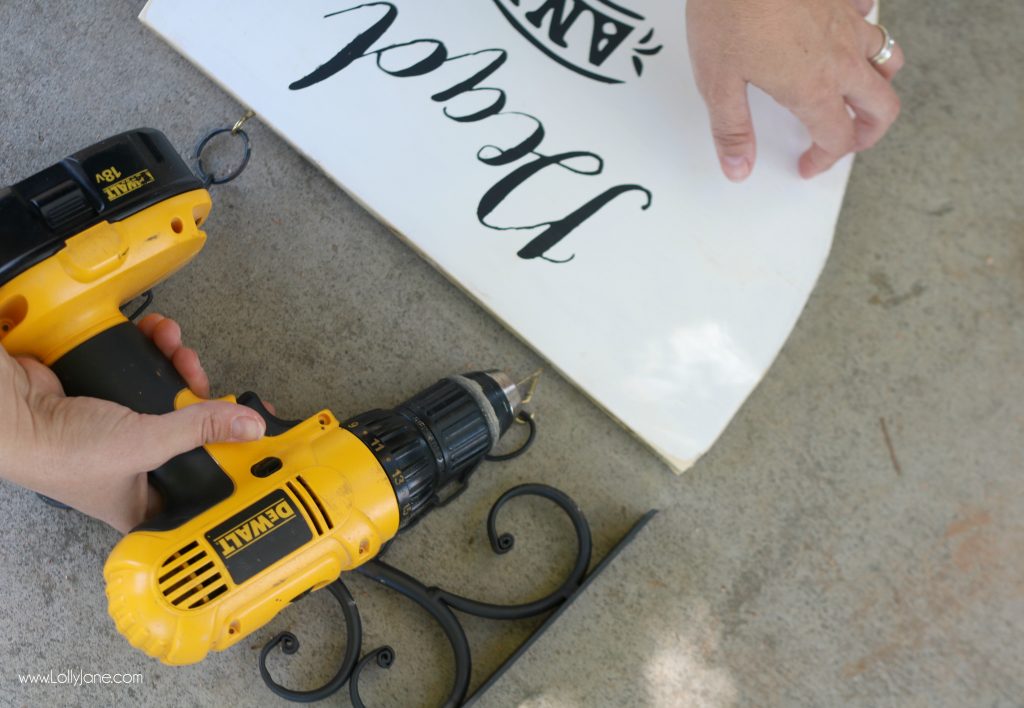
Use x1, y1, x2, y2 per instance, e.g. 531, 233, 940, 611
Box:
1, 1, 1021, 706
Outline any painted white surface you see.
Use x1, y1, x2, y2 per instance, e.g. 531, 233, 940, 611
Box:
142, 0, 855, 472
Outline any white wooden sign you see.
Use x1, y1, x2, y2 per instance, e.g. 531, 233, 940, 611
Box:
141, 0, 856, 472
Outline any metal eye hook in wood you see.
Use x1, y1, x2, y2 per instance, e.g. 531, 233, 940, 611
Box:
231, 109, 255, 135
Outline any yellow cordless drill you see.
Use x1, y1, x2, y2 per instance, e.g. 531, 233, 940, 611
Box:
0, 129, 526, 665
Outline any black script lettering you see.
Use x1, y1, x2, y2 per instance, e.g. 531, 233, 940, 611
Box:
478, 150, 605, 226
476, 112, 545, 166
431, 49, 508, 122
289, 3, 398, 90
478, 150, 650, 261
374, 39, 448, 77
517, 184, 652, 261
289, 2, 653, 262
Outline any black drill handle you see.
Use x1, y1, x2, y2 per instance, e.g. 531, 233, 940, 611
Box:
52, 321, 188, 414
50, 321, 233, 530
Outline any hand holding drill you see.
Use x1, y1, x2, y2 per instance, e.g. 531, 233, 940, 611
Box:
0, 313, 265, 532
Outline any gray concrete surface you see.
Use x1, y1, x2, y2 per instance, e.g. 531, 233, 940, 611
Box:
0, 1, 1021, 706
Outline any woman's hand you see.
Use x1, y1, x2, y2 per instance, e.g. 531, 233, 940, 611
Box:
686, 0, 905, 181
0, 314, 266, 533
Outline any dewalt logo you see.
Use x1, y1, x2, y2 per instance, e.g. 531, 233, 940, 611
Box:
101, 169, 155, 201
212, 500, 296, 558
205, 490, 313, 584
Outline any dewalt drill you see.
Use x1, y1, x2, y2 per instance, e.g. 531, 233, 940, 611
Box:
0, 129, 527, 665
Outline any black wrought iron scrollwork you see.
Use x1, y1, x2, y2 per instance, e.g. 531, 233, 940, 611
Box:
258, 482, 650, 707
258, 580, 363, 703
433, 483, 592, 619
349, 562, 474, 708
348, 645, 397, 707
348, 483, 591, 706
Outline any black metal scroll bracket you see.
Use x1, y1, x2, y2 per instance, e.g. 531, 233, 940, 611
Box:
258, 483, 657, 706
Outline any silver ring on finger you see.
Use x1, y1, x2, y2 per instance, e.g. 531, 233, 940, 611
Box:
870, 24, 896, 66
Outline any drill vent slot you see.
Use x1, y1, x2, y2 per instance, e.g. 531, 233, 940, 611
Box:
161, 541, 198, 567
158, 543, 228, 609
287, 476, 333, 537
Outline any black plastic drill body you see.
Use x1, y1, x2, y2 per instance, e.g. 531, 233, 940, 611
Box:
343, 373, 516, 530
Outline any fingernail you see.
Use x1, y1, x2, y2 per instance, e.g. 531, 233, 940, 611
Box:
722, 155, 751, 182
231, 416, 264, 441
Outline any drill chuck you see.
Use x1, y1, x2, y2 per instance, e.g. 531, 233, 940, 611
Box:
344, 371, 520, 528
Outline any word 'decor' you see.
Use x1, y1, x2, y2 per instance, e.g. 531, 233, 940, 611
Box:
289, 2, 652, 263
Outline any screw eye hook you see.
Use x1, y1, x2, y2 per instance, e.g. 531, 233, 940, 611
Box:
231, 110, 255, 135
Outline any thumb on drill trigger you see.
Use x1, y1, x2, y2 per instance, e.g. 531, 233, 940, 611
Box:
131, 401, 266, 469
